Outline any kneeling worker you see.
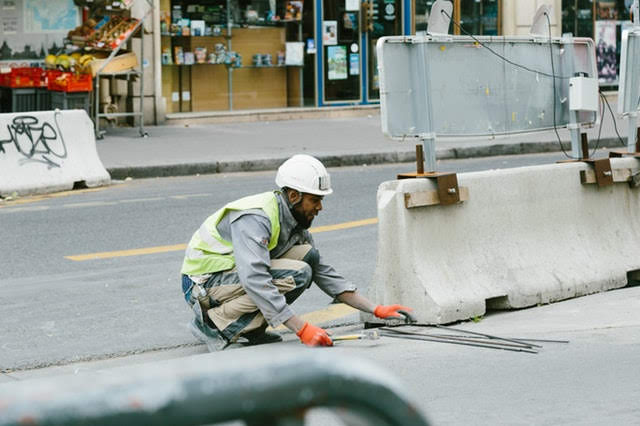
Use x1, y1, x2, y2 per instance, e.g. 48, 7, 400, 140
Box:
180, 154, 411, 350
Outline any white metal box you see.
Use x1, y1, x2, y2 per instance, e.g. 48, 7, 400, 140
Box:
569, 76, 599, 112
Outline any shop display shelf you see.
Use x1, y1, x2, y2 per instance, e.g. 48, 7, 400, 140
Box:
94, 8, 150, 139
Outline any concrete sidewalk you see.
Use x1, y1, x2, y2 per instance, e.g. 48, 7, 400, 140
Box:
97, 106, 637, 180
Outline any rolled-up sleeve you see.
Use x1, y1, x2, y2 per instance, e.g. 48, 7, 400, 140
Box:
230, 214, 294, 327
303, 231, 357, 297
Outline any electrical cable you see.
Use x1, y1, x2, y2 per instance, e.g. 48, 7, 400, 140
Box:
600, 90, 628, 147
590, 92, 606, 158
544, 11, 574, 159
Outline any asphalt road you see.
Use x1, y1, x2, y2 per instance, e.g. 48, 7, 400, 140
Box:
0, 151, 572, 370
2, 151, 640, 425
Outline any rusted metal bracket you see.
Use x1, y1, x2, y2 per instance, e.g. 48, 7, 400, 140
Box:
580, 166, 634, 186
398, 145, 467, 207
556, 133, 615, 187
403, 183, 469, 208
608, 151, 640, 159
579, 158, 614, 187
608, 128, 640, 158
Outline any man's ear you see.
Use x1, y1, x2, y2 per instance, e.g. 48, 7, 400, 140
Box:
287, 189, 302, 204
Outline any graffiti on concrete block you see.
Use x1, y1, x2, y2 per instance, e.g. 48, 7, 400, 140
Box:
0, 113, 68, 168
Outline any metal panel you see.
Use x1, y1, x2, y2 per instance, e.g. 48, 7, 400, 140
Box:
378, 35, 598, 140
617, 28, 640, 115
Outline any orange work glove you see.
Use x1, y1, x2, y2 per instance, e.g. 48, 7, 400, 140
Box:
374, 304, 413, 320
296, 322, 333, 347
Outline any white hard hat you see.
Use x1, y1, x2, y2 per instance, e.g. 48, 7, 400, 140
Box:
275, 154, 333, 196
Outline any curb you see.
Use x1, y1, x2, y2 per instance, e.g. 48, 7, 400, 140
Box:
107, 137, 627, 180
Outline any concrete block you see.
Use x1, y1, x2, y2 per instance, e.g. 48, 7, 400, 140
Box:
0, 110, 111, 196
365, 158, 640, 324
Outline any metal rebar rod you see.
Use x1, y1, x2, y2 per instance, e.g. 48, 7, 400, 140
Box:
505, 337, 569, 344
421, 333, 569, 344
378, 332, 539, 354
379, 328, 536, 350
434, 324, 544, 349
383, 323, 543, 349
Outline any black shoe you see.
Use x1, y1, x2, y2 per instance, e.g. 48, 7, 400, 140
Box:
242, 327, 283, 346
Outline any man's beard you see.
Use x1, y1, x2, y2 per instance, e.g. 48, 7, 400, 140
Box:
292, 205, 314, 229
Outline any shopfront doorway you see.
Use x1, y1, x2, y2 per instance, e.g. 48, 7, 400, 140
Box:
366, 0, 403, 101
318, 0, 405, 104
321, 0, 362, 103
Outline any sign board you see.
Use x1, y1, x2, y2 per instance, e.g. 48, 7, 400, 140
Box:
617, 28, 640, 115
377, 35, 598, 140
0, 0, 80, 63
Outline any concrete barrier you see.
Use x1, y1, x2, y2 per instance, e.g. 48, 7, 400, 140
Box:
366, 158, 640, 324
0, 110, 110, 197
0, 348, 429, 426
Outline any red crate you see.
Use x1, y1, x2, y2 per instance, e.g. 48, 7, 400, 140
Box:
48, 71, 93, 92
33, 68, 47, 88
45, 69, 63, 89
0, 67, 44, 88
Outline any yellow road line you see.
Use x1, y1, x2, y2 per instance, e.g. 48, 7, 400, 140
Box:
65, 217, 378, 261
65, 244, 189, 261
0, 187, 107, 207
309, 217, 378, 233
269, 303, 359, 331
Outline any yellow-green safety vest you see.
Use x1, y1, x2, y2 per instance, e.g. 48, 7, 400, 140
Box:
181, 191, 281, 275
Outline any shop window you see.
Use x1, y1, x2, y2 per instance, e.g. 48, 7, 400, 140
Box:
414, 0, 436, 33
459, 0, 499, 36
161, 0, 312, 112
413, 0, 501, 36
562, 0, 595, 38
563, 0, 633, 85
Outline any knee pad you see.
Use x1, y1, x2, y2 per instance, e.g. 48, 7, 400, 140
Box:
302, 247, 320, 270
298, 263, 313, 289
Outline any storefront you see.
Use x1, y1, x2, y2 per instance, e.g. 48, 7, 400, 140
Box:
562, 0, 634, 86
159, 0, 410, 113
14, 0, 635, 121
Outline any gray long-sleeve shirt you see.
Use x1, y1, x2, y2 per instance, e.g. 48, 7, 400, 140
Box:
212, 191, 355, 327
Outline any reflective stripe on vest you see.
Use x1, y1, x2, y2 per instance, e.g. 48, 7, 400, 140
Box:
180, 191, 281, 275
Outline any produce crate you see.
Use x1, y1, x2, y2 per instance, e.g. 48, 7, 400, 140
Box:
48, 72, 93, 92
0, 68, 44, 88
0, 87, 37, 112
50, 91, 90, 114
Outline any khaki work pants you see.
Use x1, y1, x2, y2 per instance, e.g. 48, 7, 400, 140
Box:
195, 244, 316, 341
